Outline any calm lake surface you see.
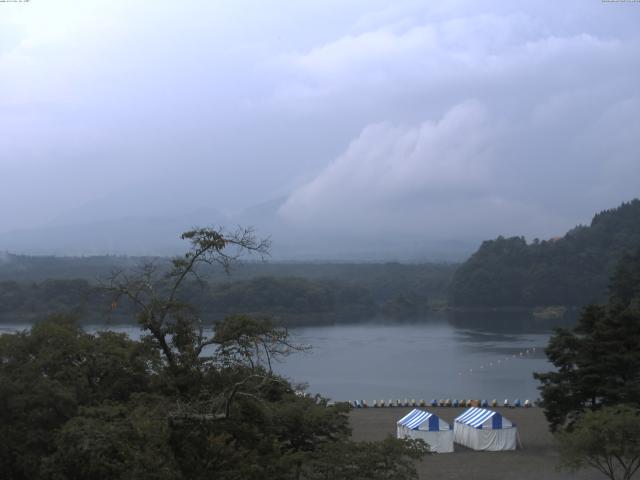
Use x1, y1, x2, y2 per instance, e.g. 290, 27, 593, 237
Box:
0, 312, 570, 402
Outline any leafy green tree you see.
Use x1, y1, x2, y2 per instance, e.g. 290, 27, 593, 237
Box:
0, 315, 159, 480
107, 228, 270, 373
42, 398, 181, 480
302, 437, 430, 480
1, 228, 429, 480
535, 248, 640, 431
557, 405, 640, 480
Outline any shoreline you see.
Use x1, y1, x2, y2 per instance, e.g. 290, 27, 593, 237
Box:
350, 407, 601, 480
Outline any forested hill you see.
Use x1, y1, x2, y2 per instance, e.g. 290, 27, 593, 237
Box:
450, 199, 640, 308
0, 260, 456, 325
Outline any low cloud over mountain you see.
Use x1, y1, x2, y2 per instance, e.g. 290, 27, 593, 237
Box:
1, 1, 639, 258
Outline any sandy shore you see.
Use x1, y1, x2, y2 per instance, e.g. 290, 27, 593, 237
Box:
349, 407, 602, 480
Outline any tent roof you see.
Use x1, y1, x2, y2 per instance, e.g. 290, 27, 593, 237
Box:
455, 407, 510, 429
397, 409, 436, 430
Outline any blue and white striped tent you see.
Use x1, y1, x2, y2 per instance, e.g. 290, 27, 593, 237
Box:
453, 407, 517, 451
396, 409, 453, 453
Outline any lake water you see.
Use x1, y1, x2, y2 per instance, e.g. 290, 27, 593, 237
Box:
0, 312, 569, 403
276, 312, 562, 403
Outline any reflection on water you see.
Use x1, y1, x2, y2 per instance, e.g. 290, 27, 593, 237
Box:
1, 311, 576, 402
448, 309, 580, 334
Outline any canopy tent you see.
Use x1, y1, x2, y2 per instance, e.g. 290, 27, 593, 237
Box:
453, 407, 517, 451
396, 409, 454, 453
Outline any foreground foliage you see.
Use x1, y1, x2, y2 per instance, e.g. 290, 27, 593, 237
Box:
557, 405, 640, 480
536, 249, 640, 478
0, 228, 427, 480
534, 248, 640, 431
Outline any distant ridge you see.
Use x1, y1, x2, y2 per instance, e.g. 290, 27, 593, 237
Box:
0, 197, 477, 262
0, 209, 228, 257
450, 199, 640, 308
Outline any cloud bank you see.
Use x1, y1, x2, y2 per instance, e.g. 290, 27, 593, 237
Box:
278, 6, 640, 242
1, 1, 639, 257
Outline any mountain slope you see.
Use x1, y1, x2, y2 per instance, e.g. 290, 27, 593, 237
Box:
450, 199, 640, 307
0, 196, 478, 261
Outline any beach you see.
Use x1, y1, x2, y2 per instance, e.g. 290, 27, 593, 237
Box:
350, 407, 602, 480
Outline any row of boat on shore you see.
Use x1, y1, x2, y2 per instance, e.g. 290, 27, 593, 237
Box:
349, 398, 535, 408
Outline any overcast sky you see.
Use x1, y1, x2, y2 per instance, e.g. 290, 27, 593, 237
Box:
1, 0, 639, 251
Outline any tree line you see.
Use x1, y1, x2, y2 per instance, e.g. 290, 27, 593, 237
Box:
450, 199, 640, 308
0, 268, 452, 325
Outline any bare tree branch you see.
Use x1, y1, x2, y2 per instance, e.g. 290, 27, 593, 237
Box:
101, 227, 271, 370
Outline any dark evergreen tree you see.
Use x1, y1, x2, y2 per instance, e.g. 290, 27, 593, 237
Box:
534, 247, 640, 431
